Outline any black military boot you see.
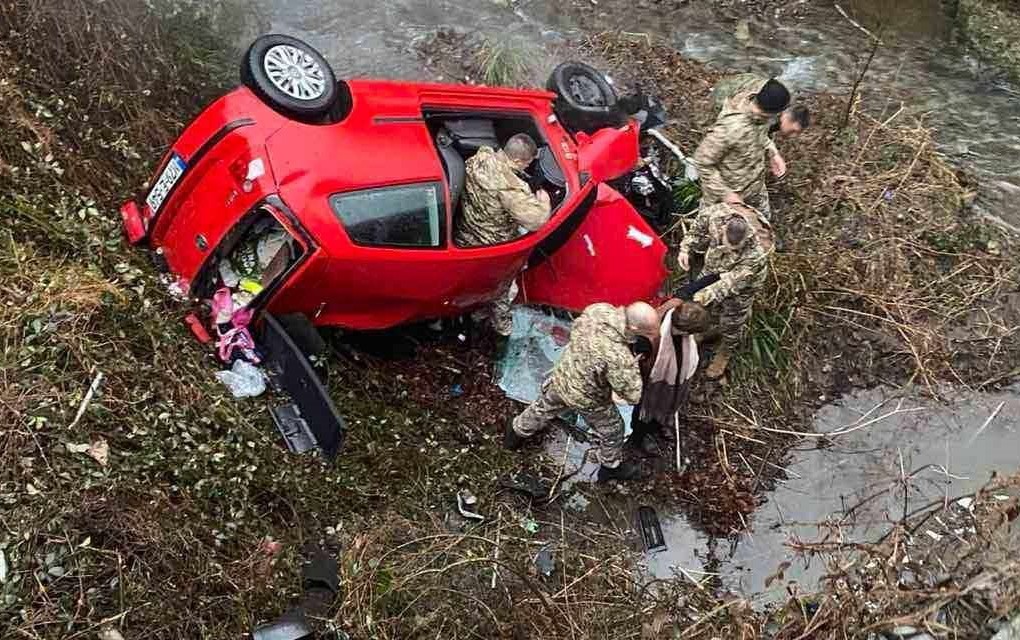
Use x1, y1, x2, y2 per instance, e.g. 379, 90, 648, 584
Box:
597, 461, 642, 482
503, 419, 525, 451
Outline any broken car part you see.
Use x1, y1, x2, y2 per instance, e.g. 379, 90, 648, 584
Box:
638, 506, 667, 552
270, 404, 316, 454
260, 313, 345, 459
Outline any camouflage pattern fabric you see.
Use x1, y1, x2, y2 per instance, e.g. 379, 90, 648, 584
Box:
712, 73, 767, 114
693, 96, 779, 213
513, 380, 625, 467
489, 278, 515, 337
548, 304, 643, 409
511, 304, 643, 467
456, 146, 551, 247
680, 203, 769, 349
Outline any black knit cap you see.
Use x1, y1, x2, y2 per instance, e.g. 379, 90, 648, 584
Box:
754, 78, 791, 114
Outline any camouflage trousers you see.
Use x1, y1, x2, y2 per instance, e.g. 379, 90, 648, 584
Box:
473, 278, 516, 337
717, 289, 757, 351
512, 381, 624, 467
742, 182, 771, 220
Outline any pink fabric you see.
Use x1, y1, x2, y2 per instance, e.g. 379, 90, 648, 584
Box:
211, 287, 260, 364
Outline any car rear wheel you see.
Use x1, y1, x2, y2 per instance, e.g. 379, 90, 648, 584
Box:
546, 62, 627, 134
241, 34, 344, 123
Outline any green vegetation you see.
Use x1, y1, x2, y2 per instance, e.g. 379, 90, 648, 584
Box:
474, 35, 533, 87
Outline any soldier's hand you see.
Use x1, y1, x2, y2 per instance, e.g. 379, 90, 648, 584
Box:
677, 251, 690, 271
693, 289, 710, 305
770, 154, 788, 178
536, 189, 551, 206
611, 392, 627, 406
723, 192, 744, 206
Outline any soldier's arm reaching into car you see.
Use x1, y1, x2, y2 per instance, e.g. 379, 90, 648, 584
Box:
499, 180, 551, 231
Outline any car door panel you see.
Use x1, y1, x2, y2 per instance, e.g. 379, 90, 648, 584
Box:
521, 183, 668, 311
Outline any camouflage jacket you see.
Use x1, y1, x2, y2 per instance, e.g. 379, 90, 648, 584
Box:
679, 203, 768, 305
550, 303, 643, 410
694, 97, 778, 204
456, 147, 551, 247
713, 73, 767, 115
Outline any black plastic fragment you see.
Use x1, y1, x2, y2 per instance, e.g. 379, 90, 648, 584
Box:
270, 404, 316, 455
638, 506, 667, 552
260, 313, 345, 459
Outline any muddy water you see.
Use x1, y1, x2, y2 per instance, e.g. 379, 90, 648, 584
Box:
253, 0, 1020, 596
646, 385, 1020, 602
550, 385, 1020, 601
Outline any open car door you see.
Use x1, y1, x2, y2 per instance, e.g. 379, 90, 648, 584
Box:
520, 183, 668, 311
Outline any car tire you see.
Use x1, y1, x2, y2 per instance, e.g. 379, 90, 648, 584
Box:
546, 62, 627, 134
241, 34, 343, 123
278, 313, 327, 360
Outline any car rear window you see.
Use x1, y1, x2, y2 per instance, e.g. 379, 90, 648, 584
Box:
330, 183, 444, 248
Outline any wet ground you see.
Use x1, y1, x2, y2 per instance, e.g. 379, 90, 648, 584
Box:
547, 384, 1020, 603
251, 0, 1020, 598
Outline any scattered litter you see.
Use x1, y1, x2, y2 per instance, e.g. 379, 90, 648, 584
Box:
216, 360, 266, 398
65, 442, 90, 454
0, 549, 7, 583
626, 225, 654, 248
68, 371, 104, 429
520, 518, 540, 535
98, 628, 126, 640
564, 492, 590, 512
924, 530, 942, 542
87, 439, 110, 467
184, 313, 212, 344
449, 383, 464, 397
161, 274, 190, 300
456, 489, 484, 521
534, 544, 556, 577
638, 506, 667, 552
499, 472, 550, 499
271, 404, 316, 454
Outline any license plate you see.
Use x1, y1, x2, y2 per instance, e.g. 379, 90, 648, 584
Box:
145, 153, 187, 214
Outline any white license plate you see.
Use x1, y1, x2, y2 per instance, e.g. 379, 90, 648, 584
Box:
145, 153, 187, 214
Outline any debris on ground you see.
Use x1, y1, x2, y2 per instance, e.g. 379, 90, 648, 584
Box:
215, 359, 267, 398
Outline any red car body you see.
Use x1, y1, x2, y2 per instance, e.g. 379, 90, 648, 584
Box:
122, 79, 669, 330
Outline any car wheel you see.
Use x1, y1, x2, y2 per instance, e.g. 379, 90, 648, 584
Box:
241, 34, 342, 123
546, 62, 627, 134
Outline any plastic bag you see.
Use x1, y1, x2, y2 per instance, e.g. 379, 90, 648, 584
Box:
215, 360, 266, 398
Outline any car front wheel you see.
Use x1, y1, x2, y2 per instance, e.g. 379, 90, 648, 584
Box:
241, 34, 344, 123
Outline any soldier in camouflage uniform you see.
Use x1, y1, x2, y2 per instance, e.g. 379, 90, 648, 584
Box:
457, 134, 552, 338
693, 77, 792, 219
505, 302, 660, 482
677, 202, 771, 379
713, 73, 811, 139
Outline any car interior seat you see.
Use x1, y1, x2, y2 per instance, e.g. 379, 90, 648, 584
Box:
443, 119, 500, 154
436, 129, 466, 212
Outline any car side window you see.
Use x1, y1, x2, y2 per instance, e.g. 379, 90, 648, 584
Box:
330, 183, 445, 248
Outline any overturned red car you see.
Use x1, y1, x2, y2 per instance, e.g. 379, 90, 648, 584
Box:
122, 34, 671, 331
